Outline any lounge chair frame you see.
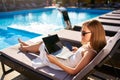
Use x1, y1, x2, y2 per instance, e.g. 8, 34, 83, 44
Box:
83, 39, 120, 79
0, 54, 51, 80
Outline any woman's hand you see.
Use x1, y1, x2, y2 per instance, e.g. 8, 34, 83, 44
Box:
47, 55, 58, 64
72, 46, 78, 53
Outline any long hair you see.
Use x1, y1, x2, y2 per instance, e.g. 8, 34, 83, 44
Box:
87, 20, 106, 53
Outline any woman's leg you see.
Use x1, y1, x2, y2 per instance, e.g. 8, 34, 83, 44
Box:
19, 39, 43, 55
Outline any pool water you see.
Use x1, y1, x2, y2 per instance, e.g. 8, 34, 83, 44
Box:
0, 8, 111, 34
0, 27, 41, 50
0, 8, 111, 49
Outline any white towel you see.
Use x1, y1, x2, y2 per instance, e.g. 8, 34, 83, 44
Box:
32, 57, 46, 69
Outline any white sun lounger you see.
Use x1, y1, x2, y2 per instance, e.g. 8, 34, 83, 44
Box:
0, 30, 119, 80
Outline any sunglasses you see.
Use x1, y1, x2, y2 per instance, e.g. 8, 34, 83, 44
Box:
81, 31, 91, 36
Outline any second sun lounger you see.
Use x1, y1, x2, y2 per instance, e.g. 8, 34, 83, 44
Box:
97, 18, 120, 26
99, 15, 120, 20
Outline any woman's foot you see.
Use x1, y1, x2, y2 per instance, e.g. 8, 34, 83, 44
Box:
18, 38, 29, 46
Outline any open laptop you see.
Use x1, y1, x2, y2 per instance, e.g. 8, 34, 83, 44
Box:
42, 34, 73, 59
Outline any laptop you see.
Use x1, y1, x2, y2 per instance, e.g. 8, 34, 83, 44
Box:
42, 34, 73, 59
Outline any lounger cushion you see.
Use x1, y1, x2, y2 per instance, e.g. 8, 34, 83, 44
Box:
0, 43, 69, 80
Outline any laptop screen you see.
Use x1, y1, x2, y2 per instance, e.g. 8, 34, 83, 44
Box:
42, 34, 63, 54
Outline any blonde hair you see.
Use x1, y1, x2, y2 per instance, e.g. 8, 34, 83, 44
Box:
82, 20, 106, 53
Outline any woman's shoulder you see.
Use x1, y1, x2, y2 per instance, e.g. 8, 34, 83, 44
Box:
82, 43, 97, 54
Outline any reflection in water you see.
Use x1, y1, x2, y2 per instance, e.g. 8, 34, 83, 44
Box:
0, 9, 106, 35
78, 13, 87, 19
28, 13, 33, 20
15, 15, 24, 20
41, 13, 48, 22
69, 12, 77, 19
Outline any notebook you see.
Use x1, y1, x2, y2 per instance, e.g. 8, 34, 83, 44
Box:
42, 34, 73, 59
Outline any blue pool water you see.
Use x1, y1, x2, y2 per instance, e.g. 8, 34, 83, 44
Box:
0, 8, 112, 49
0, 27, 41, 50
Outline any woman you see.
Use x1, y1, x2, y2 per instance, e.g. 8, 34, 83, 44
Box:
18, 20, 106, 75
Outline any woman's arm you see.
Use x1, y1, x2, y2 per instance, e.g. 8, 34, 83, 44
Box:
47, 51, 96, 75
